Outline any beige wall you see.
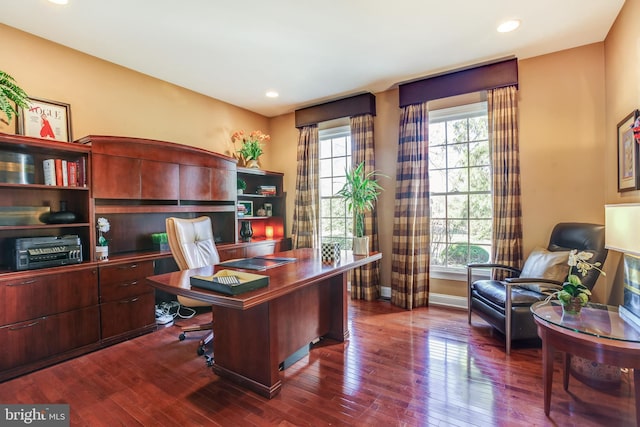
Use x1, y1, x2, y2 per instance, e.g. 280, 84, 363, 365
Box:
0, 24, 268, 159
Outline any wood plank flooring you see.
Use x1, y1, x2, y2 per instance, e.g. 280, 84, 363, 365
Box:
0, 300, 635, 426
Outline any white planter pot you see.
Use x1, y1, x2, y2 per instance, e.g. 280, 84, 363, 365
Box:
352, 236, 369, 255
96, 246, 109, 261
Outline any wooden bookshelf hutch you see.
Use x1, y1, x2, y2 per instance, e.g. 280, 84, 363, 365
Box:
0, 133, 289, 381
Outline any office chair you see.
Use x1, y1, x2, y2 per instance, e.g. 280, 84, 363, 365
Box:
165, 216, 220, 361
467, 222, 607, 354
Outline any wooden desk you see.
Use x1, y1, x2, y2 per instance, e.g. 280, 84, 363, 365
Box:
146, 248, 381, 398
531, 301, 640, 426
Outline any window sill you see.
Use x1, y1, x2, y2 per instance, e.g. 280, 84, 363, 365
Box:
430, 267, 491, 282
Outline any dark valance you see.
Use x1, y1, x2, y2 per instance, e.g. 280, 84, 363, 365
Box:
399, 58, 518, 107
294, 93, 376, 128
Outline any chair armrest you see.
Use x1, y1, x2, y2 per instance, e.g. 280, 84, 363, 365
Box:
467, 263, 521, 275
505, 277, 563, 287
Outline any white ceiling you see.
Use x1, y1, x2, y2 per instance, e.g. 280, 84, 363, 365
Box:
0, 0, 626, 117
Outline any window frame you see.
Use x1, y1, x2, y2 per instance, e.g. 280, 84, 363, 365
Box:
428, 101, 492, 280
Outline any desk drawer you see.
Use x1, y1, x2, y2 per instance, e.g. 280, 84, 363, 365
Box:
100, 292, 155, 339
99, 261, 154, 302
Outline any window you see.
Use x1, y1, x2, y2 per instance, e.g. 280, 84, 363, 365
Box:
429, 102, 492, 275
319, 126, 352, 249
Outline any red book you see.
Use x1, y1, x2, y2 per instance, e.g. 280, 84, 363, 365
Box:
54, 159, 63, 186
67, 161, 77, 187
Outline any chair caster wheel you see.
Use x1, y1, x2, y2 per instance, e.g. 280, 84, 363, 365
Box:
179, 333, 186, 341
205, 356, 213, 367
197, 345, 205, 356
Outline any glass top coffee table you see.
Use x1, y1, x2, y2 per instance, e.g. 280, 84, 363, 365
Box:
531, 301, 640, 424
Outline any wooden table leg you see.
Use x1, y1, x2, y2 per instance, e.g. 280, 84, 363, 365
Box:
563, 353, 571, 391
542, 333, 554, 416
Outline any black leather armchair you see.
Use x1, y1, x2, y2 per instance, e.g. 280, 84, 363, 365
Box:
467, 223, 607, 354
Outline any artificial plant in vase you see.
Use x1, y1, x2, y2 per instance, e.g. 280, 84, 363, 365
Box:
232, 130, 270, 168
0, 70, 30, 125
96, 217, 110, 261
548, 249, 605, 315
336, 162, 384, 255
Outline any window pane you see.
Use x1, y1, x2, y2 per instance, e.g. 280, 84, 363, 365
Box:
319, 140, 332, 159
470, 219, 492, 244
469, 193, 492, 218
320, 198, 332, 217
429, 145, 446, 169
448, 219, 468, 243
447, 168, 468, 193
429, 169, 446, 193
429, 122, 446, 145
430, 195, 446, 219
319, 158, 332, 178
447, 119, 468, 143
469, 116, 488, 141
319, 177, 333, 197
447, 143, 468, 168
447, 195, 468, 219
332, 157, 347, 178
430, 219, 447, 245
469, 166, 491, 192
331, 198, 346, 217
469, 140, 490, 167
333, 137, 347, 157
332, 177, 346, 195
431, 242, 446, 266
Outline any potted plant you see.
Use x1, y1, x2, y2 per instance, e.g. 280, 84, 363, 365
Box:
237, 178, 247, 195
337, 162, 384, 255
550, 249, 605, 315
0, 70, 30, 125
231, 130, 270, 168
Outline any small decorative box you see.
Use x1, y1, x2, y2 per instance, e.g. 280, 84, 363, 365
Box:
322, 242, 341, 262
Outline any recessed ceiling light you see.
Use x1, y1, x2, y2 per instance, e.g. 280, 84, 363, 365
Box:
48, 0, 69, 4
265, 91, 279, 98
497, 20, 520, 33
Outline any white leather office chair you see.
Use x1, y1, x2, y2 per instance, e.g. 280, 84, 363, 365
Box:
165, 216, 220, 359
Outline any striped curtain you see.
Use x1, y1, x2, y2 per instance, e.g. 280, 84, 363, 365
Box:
488, 86, 523, 277
350, 114, 380, 300
391, 103, 430, 309
292, 125, 320, 249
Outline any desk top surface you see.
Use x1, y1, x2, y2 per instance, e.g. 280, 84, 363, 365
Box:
146, 248, 381, 310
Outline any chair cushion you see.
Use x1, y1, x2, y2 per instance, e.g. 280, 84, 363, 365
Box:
472, 280, 549, 308
517, 247, 569, 293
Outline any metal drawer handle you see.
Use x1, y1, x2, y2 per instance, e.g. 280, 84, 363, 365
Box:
7, 279, 37, 287
119, 297, 140, 304
9, 320, 40, 330
119, 280, 138, 287
118, 264, 138, 270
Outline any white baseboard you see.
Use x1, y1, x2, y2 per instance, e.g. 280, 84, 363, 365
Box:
379, 287, 467, 310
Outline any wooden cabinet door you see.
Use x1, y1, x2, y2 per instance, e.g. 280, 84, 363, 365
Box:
246, 242, 276, 257
92, 154, 141, 199
100, 292, 155, 339
0, 267, 99, 326
211, 168, 236, 201
180, 164, 211, 200
0, 307, 100, 371
141, 159, 179, 200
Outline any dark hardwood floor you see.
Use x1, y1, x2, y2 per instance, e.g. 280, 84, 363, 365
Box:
0, 300, 635, 426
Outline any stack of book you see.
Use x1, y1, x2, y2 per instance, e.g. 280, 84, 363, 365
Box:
258, 185, 276, 196
43, 158, 87, 187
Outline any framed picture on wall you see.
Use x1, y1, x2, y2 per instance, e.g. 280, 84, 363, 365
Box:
617, 109, 640, 192
17, 97, 72, 142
